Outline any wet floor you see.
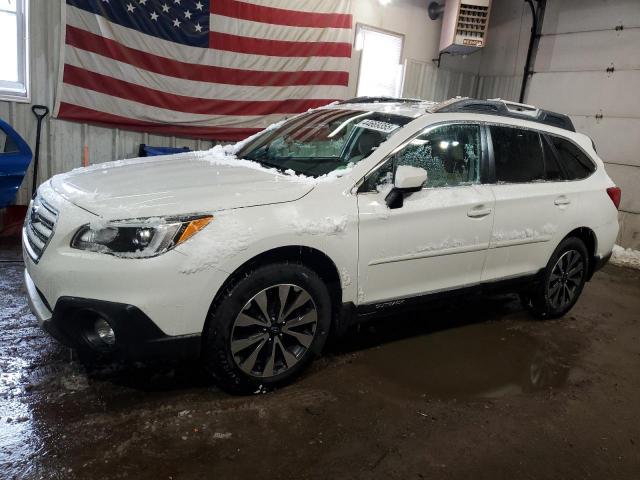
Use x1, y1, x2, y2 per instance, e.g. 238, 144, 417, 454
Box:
1, 244, 640, 479
354, 322, 573, 399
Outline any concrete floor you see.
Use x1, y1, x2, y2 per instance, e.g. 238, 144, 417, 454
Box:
1, 245, 639, 480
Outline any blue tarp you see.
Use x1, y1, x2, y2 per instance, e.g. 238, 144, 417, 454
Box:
0, 118, 32, 208
139, 144, 192, 157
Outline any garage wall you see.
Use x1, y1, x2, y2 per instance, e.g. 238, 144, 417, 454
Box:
471, 0, 640, 249
1, 0, 483, 208
402, 58, 479, 101
531, 0, 640, 249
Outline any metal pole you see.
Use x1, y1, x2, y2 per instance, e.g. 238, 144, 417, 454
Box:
519, 0, 537, 103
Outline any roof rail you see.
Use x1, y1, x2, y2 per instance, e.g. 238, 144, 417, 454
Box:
434, 98, 576, 132
487, 98, 540, 116
338, 96, 423, 105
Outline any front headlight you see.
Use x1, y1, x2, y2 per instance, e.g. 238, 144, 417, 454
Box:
71, 215, 213, 258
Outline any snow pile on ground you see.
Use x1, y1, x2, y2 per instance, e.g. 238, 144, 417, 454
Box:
611, 245, 640, 270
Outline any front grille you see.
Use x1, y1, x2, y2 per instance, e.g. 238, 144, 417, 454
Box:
24, 196, 59, 263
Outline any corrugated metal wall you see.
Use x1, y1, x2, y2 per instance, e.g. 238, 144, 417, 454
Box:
475, 75, 522, 102
0, 0, 215, 207
402, 59, 480, 101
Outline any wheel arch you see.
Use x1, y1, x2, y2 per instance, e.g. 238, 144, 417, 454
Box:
204, 245, 343, 333
562, 227, 598, 279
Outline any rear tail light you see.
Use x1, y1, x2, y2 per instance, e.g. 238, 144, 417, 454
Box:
607, 187, 622, 209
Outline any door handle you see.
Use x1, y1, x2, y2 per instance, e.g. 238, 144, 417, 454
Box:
554, 196, 571, 206
467, 207, 492, 218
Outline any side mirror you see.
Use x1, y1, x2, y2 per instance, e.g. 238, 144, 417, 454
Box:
394, 165, 428, 191
385, 166, 428, 209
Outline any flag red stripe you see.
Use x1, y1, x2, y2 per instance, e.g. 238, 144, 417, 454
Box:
58, 103, 263, 141
63, 65, 336, 116
211, 0, 352, 29
65, 26, 349, 87
209, 32, 352, 58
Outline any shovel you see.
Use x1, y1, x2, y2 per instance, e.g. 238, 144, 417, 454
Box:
31, 105, 49, 197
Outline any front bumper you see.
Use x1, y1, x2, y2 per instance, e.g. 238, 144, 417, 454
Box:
22, 183, 230, 339
24, 268, 201, 360
24, 267, 53, 325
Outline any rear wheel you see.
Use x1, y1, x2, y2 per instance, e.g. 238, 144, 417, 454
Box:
522, 237, 589, 319
203, 263, 332, 394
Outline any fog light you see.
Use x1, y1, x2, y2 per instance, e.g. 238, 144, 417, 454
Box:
94, 318, 116, 346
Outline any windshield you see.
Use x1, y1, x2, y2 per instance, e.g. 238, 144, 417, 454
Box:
236, 109, 412, 177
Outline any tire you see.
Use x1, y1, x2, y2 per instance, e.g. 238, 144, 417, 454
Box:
522, 237, 589, 320
202, 262, 332, 394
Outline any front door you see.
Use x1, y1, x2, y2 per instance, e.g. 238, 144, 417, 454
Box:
357, 123, 495, 305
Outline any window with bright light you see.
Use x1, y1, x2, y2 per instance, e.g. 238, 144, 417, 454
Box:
0, 0, 29, 102
355, 25, 404, 98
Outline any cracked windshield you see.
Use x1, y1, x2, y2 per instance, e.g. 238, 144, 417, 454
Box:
237, 109, 412, 177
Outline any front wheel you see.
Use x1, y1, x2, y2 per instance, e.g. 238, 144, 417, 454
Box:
522, 237, 589, 319
202, 263, 332, 394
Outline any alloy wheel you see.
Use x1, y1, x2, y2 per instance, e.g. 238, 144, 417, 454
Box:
547, 249, 584, 310
230, 284, 318, 378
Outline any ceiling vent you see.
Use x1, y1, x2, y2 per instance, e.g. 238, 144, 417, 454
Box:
438, 0, 492, 55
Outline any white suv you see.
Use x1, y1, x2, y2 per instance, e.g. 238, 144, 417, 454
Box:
23, 98, 621, 393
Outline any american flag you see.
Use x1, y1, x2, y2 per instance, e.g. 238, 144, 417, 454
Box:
54, 0, 353, 140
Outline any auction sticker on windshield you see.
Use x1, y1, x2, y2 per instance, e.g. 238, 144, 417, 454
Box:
356, 119, 400, 134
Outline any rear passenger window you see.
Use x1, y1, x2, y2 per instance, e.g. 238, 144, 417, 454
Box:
549, 135, 595, 180
542, 137, 564, 181
491, 126, 545, 183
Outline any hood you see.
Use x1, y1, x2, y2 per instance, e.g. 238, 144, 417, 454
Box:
50, 152, 315, 219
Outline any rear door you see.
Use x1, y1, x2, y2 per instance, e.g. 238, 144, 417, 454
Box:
482, 124, 570, 281
357, 122, 495, 305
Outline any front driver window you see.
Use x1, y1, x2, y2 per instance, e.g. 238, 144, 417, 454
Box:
363, 124, 482, 191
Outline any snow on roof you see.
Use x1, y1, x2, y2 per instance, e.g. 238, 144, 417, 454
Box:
326, 100, 437, 119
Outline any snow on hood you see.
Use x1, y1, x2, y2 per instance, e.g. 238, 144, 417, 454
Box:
49, 132, 352, 220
